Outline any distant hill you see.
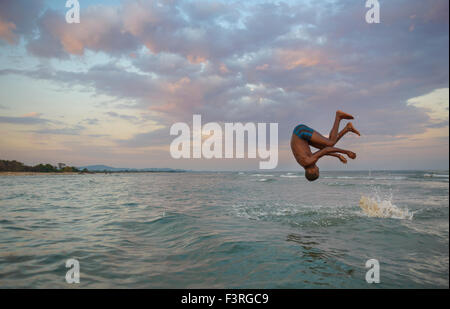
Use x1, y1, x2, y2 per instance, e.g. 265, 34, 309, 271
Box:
77, 165, 120, 171
77, 165, 185, 172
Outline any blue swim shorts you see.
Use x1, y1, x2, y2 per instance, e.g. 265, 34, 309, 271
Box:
293, 124, 314, 141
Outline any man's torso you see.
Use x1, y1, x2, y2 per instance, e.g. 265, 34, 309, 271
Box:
290, 134, 313, 168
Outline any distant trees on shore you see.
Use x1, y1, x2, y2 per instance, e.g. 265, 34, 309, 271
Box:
0, 160, 83, 173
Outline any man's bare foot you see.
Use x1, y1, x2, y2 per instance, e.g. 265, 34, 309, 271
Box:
346, 122, 360, 136
337, 110, 354, 120
346, 151, 357, 159
338, 154, 347, 164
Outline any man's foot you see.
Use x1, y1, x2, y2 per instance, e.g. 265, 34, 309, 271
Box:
346, 122, 361, 136
346, 151, 357, 159
337, 110, 354, 120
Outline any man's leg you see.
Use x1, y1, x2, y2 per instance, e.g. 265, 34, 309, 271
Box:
309, 123, 354, 149
310, 128, 344, 149
329, 110, 354, 142
309, 110, 360, 148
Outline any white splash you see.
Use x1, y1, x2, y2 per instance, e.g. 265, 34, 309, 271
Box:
359, 195, 414, 220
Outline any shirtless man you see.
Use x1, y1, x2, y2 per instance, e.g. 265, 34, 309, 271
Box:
291, 110, 360, 181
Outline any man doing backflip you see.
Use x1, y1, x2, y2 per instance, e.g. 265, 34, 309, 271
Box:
291, 110, 360, 181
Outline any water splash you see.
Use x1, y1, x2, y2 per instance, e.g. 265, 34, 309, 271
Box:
359, 195, 414, 220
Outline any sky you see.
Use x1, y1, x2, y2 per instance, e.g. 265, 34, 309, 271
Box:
0, 0, 448, 171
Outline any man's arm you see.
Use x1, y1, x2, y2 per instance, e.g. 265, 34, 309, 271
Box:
326, 153, 347, 164
305, 147, 356, 166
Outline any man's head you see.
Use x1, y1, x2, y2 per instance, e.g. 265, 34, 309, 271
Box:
305, 165, 319, 181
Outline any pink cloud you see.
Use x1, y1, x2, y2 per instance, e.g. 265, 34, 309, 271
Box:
22, 112, 42, 118
28, 7, 137, 57
276, 49, 326, 70
0, 18, 16, 44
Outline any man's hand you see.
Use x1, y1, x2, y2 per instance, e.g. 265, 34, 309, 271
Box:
346, 151, 356, 159
338, 154, 347, 163
324, 153, 348, 164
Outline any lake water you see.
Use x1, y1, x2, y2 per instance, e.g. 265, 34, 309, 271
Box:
0, 170, 448, 288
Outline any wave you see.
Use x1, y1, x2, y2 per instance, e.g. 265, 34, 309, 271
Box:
251, 174, 274, 177
424, 173, 449, 178
323, 176, 407, 180
359, 195, 414, 220
280, 174, 301, 178
323, 182, 356, 187
257, 178, 275, 182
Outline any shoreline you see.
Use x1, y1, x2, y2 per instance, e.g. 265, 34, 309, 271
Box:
0, 171, 184, 176
1, 170, 447, 176
0, 172, 82, 176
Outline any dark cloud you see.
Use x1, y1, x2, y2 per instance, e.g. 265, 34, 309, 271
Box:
180, 0, 237, 23
105, 111, 139, 122
0, 0, 44, 44
116, 127, 171, 148
87, 134, 109, 138
0, 113, 85, 135
427, 120, 449, 129
82, 118, 100, 125
0, 115, 52, 125
33, 125, 85, 136
27, 6, 139, 58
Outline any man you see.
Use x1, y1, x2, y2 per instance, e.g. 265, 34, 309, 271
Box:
291, 110, 360, 181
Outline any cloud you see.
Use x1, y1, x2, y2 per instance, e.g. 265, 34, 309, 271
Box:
27, 7, 139, 58
33, 125, 85, 136
82, 118, 100, 125
22, 112, 42, 118
0, 115, 51, 125
105, 111, 139, 122
0, 112, 85, 136
25, 1, 312, 62
0, 18, 16, 44
0, 0, 44, 44
407, 88, 449, 123
116, 127, 170, 148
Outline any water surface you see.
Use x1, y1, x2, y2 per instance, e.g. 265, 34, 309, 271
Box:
0, 170, 448, 288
